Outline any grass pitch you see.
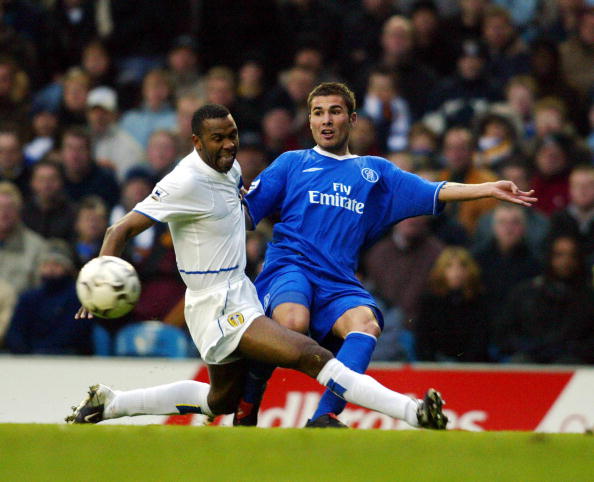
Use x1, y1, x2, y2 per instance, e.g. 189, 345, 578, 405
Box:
1, 424, 593, 481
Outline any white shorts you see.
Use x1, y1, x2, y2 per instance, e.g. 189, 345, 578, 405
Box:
184, 275, 264, 365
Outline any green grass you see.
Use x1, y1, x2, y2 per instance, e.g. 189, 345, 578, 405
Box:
1, 424, 593, 481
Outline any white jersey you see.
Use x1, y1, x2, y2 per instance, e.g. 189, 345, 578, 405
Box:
134, 149, 246, 293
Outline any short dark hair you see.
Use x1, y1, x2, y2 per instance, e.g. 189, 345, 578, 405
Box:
191, 104, 231, 135
61, 126, 91, 149
31, 159, 65, 180
307, 82, 356, 115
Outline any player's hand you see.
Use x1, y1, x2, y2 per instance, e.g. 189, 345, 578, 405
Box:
491, 181, 537, 207
75, 306, 94, 319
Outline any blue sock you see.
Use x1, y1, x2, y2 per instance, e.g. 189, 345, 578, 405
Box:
310, 331, 377, 420
242, 361, 276, 404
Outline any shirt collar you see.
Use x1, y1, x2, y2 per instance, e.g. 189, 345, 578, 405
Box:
313, 145, 359, 161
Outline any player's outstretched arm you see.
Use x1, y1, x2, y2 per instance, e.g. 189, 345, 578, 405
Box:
99, 211, 155, 257
75, 211, 155, 319
438, 181, 537, 207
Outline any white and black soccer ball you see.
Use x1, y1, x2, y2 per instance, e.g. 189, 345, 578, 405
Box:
76, 256, 141, 319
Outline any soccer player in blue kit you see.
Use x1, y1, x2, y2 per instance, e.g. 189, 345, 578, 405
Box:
236, 82, 537, 427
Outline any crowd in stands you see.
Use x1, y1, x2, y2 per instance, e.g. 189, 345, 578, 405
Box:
0, 0, 593, 363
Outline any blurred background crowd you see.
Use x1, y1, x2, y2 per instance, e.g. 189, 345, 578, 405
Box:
0, 0, 593, 363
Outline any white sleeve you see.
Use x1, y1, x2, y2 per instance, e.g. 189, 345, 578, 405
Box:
134, 169, 213, 222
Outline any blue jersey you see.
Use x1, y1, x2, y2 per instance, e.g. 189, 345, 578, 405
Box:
244, 147, 445, 285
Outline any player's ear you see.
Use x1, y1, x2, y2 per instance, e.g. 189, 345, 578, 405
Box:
192, 134, 202, 150
350, 112, 357, 125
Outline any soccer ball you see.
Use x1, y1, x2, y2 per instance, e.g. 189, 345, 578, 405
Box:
76, 256, 141, 319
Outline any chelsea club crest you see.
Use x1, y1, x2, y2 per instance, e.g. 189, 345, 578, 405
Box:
361, 168, 379, 183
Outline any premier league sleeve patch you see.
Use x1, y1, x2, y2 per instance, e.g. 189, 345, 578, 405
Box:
150, 185, 170, 202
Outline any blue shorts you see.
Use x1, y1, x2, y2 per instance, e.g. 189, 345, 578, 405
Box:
255, 263, 383, 345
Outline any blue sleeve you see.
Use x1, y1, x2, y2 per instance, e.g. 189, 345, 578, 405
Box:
383, 163, 446, 223
243, 152, 291, 226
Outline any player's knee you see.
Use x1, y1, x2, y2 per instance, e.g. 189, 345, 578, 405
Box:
357, 319, 381, 338
273, 304, 310, 334
296, 342, 333, 378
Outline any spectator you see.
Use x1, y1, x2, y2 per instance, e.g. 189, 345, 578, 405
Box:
86, 86, 145, 182
0, 181, 47, 296
174, 93, 204, 156
264, 66, 316, 146
439, 126, 498, 234
59, 127, 120, 208
560, 8, 594, 103
474, 159, 550, 259
235, 58, 268, 134
5, 239, 94, 355
408, 123, 439, 169
119, 69, 177, 148
529, 39, 585, 133
531, 133, 574, 216
362, 215, 444, 325
423, 38, 500, 135
341, 0, 399, 76
129, 220, 186, 324
0, 278, 17, 348
442, 0, 489, 47
277, 0, 342, 68
57, 67, 92, 128
473, 203, 541, 324
348, 114, 381, 157
473, 111, 521, 172
0, 57, 29, 130
236, 137, 268, 189
500, 75, 537, 141
410, 0, 456, 77
481, 5, 531, 89
42, 0, 97, 77
415, 246, 489, 362
548, 165, 594, 266
143, 129, 179, 181
361, 67, 411, 153
23, 108, 59, 164
261, 107, 300, 163
166, 35, 202, 99
72, 195, 108, 266
495, 235, 594, 364
22, 160, 76, 241
0, 127, 31, 197
361, 15, 437, 120
81, 40, 117, 91
417, 166, 471, 246
109, 171, 156, 265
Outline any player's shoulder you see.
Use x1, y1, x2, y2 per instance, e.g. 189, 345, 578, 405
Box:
275, 149, 311, 164
354, 155, 399, 176
157, 154, 202, 193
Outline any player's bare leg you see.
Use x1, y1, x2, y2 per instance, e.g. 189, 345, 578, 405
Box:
237, 315, 448, 429
233, 303, 310, 426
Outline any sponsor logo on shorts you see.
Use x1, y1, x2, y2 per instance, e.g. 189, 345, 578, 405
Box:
227, 312, 245, 327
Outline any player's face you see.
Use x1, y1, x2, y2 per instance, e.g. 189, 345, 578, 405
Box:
309, 95, 356, 155
193, 115, 239, 173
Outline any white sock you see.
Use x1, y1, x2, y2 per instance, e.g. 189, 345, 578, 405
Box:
317, 359, 419, 427
105, 380, 213, 419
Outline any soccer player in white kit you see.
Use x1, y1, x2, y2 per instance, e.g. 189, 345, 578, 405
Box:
68, 104, 447, 429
